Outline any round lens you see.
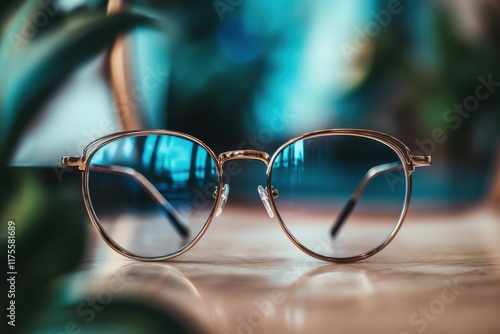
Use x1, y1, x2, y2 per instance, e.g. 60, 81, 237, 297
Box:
86, 134, 219, 258
269, 134, 409, 260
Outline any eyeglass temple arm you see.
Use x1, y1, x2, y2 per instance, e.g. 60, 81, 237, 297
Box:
90, 164, 190, 238
329, 161, 404, 238
329, 155, 431, 237
62, 156, 190, 239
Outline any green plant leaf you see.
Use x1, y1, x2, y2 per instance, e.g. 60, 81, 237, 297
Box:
0, 0, 18, 21
0, 167, 87, 334
0, 11, 154, 164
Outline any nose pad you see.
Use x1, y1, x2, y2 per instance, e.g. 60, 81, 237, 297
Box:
215, 184, 230, 217
258, 185, 275, 218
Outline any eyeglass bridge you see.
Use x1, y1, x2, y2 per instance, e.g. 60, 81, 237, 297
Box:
218, 150, 270, 166
216, 150, 278, 218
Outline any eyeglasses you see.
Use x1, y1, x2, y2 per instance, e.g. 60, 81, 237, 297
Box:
62, 129, 431, 262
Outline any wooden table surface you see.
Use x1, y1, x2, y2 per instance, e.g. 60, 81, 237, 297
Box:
75, 205, 500, 334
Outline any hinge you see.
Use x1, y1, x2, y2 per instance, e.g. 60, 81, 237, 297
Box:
61, 155, 85, 170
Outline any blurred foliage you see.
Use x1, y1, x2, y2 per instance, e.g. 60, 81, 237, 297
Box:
36, 298, 209, 334
0, 3, 153, 163
0, 168, 86, 333
333, 1, 500, 204
0, 1, 205, 333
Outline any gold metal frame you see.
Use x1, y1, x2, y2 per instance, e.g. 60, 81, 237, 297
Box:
63, 130, 224, 261
266, 129, 430, 263
62, 129, 431, 263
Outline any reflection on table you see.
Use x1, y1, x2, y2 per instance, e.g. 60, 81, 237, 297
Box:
72, 206, 500, 334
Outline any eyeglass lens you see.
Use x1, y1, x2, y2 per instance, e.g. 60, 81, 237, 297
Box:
269, 135, 408, 259
87, 134, 219, 258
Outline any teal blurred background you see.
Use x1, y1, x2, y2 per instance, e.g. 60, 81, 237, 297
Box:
6, 0, 500, 207
1, 1, 500, 333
